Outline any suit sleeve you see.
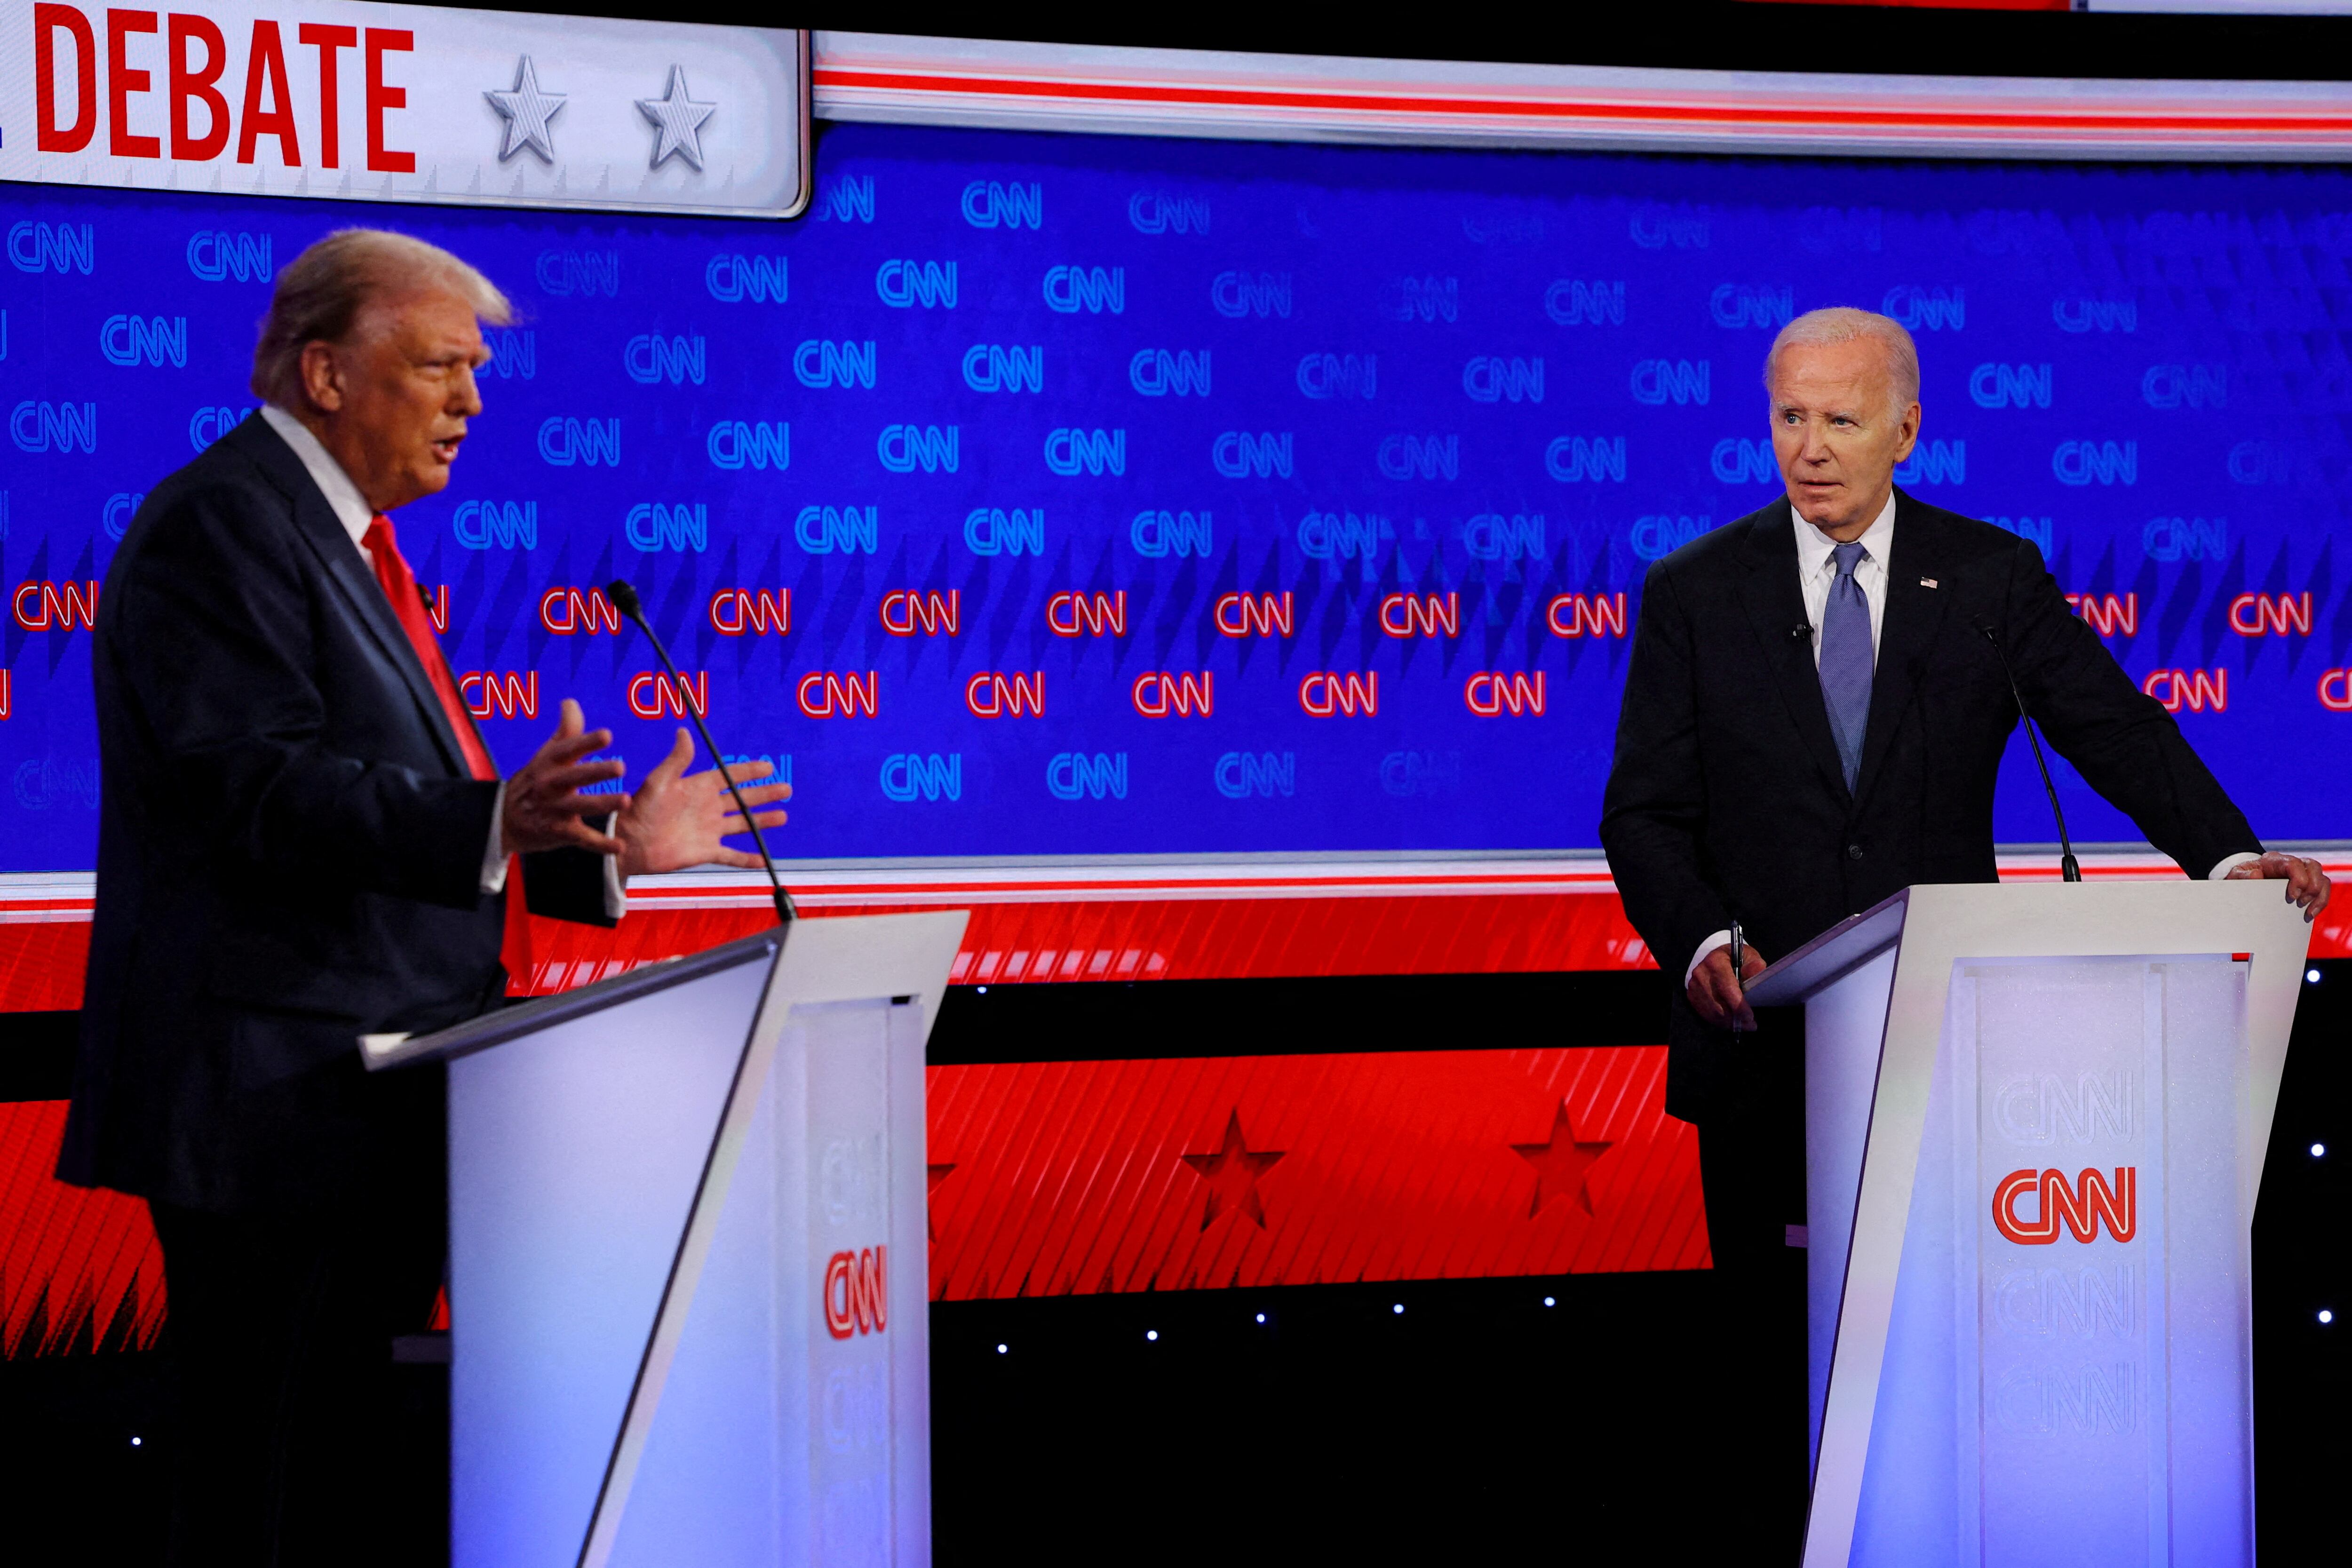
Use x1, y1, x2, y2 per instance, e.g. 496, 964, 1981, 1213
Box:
2001, 539, 2261, 876
106, 478, 497, 908
522, 837, 620, 929
1599, 560, 1733, 975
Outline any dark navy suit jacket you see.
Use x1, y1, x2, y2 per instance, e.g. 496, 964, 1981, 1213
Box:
59, 414, 612, 1214
1599, 492, 2261, 1122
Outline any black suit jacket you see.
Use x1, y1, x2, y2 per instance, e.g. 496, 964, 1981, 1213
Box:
59, 414, 613, 1214
1599, 491, 2260, 1122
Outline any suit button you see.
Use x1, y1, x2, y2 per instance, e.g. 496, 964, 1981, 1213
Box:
1847, 843, 1865, 860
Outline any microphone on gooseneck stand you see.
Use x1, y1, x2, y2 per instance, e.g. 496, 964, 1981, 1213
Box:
607, 579, 797, 925
1975, 619, 2082, 884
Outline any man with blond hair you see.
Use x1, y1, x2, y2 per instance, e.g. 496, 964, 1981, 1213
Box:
1599, 305, 2326, 1546
60, 228, 788, 1563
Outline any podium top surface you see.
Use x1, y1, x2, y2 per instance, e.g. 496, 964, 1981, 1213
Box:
1742, 891, 1911, 1007
363, 931, 783, 1070
1742, 877, 2312, 1008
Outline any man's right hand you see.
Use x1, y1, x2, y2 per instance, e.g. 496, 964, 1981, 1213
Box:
1687, 942, 1768, 1031
501, 698, 628, 857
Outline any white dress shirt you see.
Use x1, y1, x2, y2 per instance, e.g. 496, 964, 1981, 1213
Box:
1796, 491, 1893, 671
260, 406, 625, 916
1680, 489, 2256, 987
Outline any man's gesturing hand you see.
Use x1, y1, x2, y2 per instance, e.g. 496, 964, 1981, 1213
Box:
1688, 943, 1769, 1031
501, 699, 627, 857
2224, 850, 2333, 922
615, 729, 793, 879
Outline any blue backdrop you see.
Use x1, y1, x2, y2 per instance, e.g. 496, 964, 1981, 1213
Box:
3, 123, 2346, 869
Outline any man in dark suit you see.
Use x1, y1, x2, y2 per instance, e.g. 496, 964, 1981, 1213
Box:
58, 229, 790, 1565
1598, 307, 2328, 1545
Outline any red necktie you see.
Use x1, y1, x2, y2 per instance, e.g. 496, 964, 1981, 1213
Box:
361, 513, 534, 994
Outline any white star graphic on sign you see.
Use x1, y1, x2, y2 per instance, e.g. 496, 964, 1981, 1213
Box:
486, 56, 566, 164
637, 66, 716, 172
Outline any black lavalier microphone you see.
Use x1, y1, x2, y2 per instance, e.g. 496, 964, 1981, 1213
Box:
1976, 619, 2081, 883
607, 579, 796, 924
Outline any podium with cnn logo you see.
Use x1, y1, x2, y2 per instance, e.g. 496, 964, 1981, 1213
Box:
365, 911, 967, 1568
1747, 881, 2307, 1568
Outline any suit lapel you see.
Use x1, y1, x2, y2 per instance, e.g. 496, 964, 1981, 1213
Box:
1735, 501, 1851, 803
230, 418, 469, 777
1851, 489, 1954, 810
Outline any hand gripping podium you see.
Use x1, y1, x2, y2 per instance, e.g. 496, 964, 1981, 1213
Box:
1744, 882, 2308, 1568
363, 911, 967, 1568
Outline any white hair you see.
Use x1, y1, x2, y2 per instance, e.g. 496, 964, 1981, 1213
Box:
251, 229, 511, 406
1763, 307, 1920, 410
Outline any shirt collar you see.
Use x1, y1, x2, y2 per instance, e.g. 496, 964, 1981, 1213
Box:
1793, 488, 1897, 576
260, 405, 374, 552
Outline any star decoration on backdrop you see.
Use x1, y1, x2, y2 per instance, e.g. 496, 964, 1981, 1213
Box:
1511, 1099, 1613, 1218
485, 56, 566, 164
927, 1163, 955, 1242
1180, 1111, 1286, 1232
637, 66, 717, 172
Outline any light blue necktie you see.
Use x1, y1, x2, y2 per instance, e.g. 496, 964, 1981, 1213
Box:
1820, 541, 1873, 791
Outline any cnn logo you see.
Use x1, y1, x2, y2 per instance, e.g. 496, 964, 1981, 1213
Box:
824, 1246, 888, 1340
1991, 1167, 2137, 1245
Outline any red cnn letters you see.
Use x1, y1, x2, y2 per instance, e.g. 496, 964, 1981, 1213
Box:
798, 672, 879, 718
880, 590, 957, 637
710, 589, 791, 636
628, 672, 707, 720
1047, 590, 1125, 637
1992, 1167, 2137, 1245
823, 1247, 888, 1339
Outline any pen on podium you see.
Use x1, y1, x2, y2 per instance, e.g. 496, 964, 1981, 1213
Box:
1728, 919, 1746, 1036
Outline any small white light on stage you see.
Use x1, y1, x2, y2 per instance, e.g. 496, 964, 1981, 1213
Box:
2317, 1143, 2329, 1158
1146, 1329, 1158, 1341
2308, 969, 2322, 984
996, 1343, 1008, 1354
1543, 1296, 1556, 1308
1255, 1313, 1266, 1323
1392, 1303, 1404, 1314
129, 1436, 141, 1447
2321, 1309, 2336, 1325
977, 986, 987, 994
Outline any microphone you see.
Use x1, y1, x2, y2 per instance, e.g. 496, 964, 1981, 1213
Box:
1975, 619, 2081, 883
607, 579, 796, 924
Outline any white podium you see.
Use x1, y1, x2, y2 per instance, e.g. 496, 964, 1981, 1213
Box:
1746, 881, 2308, 1568
365, 910, 967, 1568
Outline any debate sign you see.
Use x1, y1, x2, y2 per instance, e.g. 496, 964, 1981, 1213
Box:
0, 0, 809, 217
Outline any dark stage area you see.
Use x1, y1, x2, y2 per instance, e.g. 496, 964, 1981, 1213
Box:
1, 963, 2341, 1564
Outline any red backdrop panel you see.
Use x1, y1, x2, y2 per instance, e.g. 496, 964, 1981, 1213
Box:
507, 890, 1653, 994
0, 1100, 166, 1356
926, 1046, 1706, 1300
24, 851, 2323, 1353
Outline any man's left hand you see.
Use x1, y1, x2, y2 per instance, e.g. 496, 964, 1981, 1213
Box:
2224, 850, 2332, 922
613, 729, 792, 880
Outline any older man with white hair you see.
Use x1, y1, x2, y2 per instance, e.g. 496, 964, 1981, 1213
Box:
1599, 305, 2326, 1544
59, 228, 789, 1564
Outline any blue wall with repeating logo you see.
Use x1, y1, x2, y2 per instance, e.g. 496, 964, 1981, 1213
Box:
3, 124, 2347, 869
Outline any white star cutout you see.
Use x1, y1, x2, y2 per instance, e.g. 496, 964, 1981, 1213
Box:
637, 66, 716, 172
486, 56, 565, 164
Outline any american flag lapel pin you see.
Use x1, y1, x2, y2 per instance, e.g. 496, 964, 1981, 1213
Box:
1920, 577, 1938, 589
